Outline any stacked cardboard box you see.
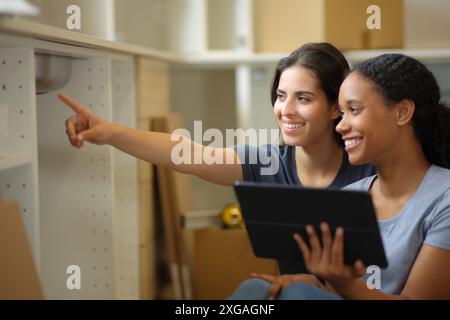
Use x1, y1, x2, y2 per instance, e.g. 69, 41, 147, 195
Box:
254, 0, 404, 52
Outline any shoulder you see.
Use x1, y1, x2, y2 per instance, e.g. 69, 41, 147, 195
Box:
427, 165, 450, 190
421, 167, 450, 252
426, 166, 450, 212
419, 166, 450, 204
342, 175, 377, 191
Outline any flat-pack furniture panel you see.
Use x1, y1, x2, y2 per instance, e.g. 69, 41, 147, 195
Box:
0, 34, 40, 271
0, 48, 34, 156
37, 55, 115, 299
111, 58, 139, 299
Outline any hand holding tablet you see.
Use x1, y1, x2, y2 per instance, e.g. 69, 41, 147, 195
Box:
234, 181, 388, 274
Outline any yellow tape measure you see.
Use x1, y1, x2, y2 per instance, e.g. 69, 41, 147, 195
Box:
221, 204, 243, 228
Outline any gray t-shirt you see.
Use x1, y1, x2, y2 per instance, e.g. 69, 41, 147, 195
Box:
344, 165, 450, 295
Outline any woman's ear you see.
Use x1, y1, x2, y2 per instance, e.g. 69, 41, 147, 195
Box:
330, 102, 341, 120
396, 99, 415, 126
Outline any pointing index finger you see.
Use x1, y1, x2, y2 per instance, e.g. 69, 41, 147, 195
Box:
58, 93, 91, 117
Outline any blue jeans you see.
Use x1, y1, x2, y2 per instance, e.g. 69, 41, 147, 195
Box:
228, 279, 343, 300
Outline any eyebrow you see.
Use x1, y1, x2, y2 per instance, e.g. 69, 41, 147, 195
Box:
276, 89, 316, 96
345, 99, 364, 104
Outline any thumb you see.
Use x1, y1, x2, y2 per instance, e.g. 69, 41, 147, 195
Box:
353, 260, 367, 277
78, 128, 99, 142
268, 280, 282, 300
251, 273, 275, 283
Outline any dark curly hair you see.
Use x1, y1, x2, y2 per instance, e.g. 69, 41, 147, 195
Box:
353, 54, 450, 169
271, 43, 349, 146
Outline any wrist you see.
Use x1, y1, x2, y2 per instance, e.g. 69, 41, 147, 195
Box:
328, 278, 361, 293
107, 122, 122, 145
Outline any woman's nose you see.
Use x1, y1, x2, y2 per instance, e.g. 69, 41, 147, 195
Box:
281, 98, 297, 116
335, 115, 349, 135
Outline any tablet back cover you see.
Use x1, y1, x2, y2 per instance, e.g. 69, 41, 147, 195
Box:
234, 182, 388, 269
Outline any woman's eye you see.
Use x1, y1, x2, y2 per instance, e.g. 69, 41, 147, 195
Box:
298, 96, 309, 103
350, 107, 359, 113
276, 93, 285, 100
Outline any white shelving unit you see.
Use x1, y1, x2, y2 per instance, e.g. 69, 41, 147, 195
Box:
110, 57, 139, 299
0, 155, 32, 171
167, 0, 252, 53
0, 34, 40, 272
0, 33, 139, 299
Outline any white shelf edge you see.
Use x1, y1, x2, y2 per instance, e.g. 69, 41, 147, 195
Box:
0, 154, 32, 172
176, 48, 450, 69
180, 51, 286, 68
344, 48, 450, 63
1, 17, 450, 67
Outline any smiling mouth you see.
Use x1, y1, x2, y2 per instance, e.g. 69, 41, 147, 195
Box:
282, 122, 305, 130
344, 137, 363, 151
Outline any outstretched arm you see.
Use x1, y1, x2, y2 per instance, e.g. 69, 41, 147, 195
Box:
58, 93, 243, 186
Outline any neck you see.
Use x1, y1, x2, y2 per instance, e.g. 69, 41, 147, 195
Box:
373, 135, 431, 198
295, 135, 343, 180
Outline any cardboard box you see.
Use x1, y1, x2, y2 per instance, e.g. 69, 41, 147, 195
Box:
0, 200, 44, 299
192, 228, 277, 300
254, 0, 403, 52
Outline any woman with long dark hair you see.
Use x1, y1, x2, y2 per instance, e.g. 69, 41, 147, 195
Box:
59, 43, 375, 291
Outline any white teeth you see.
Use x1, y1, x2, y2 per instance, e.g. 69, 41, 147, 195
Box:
284, 123, 304, 129
345, 138, 362, 146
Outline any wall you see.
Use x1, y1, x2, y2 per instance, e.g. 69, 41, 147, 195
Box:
405, 0, 450, 48
253, 0, 324, 52
170, 68, 238, 211
114, 0, 169, 50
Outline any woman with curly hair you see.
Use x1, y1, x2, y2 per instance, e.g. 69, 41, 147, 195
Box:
230, 53, 450, 300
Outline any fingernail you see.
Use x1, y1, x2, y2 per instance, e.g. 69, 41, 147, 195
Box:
78, 135, 83, 142
306, 225, 313, 233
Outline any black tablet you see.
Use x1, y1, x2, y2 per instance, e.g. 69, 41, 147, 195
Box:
234, 181, 388, 273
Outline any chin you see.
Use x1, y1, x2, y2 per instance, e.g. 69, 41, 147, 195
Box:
347, 152, 369, 166
282, 135, 305, 147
